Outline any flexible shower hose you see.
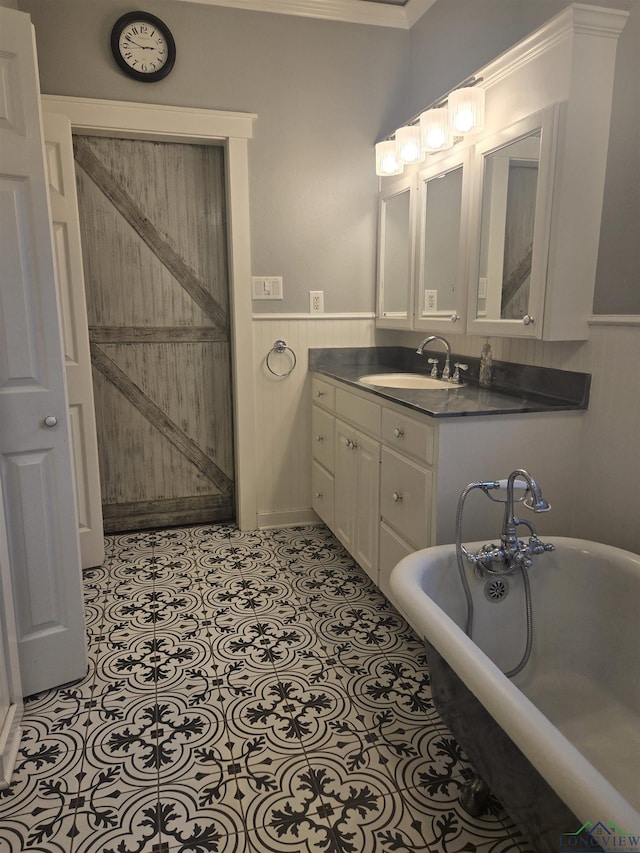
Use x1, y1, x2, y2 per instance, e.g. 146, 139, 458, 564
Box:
454, 483, 534, 679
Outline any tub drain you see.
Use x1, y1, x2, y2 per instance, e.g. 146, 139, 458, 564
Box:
484, 577, 509, 602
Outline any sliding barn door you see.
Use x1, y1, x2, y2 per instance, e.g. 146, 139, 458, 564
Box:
74, 136, 234, 532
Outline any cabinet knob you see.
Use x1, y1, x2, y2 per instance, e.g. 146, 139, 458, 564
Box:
44, 415, 58, 428
394, 427, 404, 439
316, 434, 324, 442
315, 491, 323, 499
450, 313, 460, 323
317, 390, 327, 397
392, 491, 403, 503
522, 314, 535, 326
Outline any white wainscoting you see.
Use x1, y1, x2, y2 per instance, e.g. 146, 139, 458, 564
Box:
252, 316, 640, 554
252, 314, 376, 528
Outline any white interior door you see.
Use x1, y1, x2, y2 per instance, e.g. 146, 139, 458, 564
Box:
0, 8, 88, 695
43, 113, 104, 568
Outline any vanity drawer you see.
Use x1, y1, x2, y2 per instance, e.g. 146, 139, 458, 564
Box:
335, 388, 381, 436
381, 407, 435, 465
312, 406, 335, 473
312, 377, 335, 410
312, 460, 334, 528
380, 447, 433, 550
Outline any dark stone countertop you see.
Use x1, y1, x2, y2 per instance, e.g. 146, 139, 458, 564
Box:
309, 347, 590, 420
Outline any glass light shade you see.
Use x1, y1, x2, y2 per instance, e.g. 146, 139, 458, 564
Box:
420, 108, 454, 152
395, 124, 425, 165
375, 140, 403, 176
448, 86, 485, 135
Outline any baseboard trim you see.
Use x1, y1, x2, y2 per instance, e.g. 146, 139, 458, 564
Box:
257, 508, 321, 529
252, 312, 375, 321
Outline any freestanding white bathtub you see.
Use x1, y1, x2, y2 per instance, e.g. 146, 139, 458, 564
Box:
390, 537, 640, 849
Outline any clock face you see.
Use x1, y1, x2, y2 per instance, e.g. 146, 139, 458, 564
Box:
111, 13, 176, 81
119, 21, 168, 75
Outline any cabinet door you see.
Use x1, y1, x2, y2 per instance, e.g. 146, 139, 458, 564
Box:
334, 420, 358, 553
379, 521, 415, 607
414, 148, 471, 334
353, 431, 381, 583
376, 175, 416, 330
467, 105, 559, 338
380, 447, 433, 550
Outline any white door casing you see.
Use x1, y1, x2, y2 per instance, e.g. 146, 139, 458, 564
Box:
0, 476, 23, 790
0, 8, 88, 695
43, 112, 104, 568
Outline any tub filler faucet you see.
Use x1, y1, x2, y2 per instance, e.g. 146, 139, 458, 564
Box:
416, 335, 451, 380
457, 469, 555, 578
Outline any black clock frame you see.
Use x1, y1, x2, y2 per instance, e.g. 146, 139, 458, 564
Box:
110, 11, 176, 82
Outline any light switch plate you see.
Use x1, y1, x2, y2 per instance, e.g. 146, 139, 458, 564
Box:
252, 276, 283, 300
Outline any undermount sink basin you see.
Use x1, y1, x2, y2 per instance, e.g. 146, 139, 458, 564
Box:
357, 373, 465, 390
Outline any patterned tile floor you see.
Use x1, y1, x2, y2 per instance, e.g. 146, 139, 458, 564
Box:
0, 523, 534, 853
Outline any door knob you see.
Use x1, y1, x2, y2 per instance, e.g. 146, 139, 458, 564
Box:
44, 415, 58, 428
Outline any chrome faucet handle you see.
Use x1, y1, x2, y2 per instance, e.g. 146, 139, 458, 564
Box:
427, 357, 439, 378
452, 363, 468, 384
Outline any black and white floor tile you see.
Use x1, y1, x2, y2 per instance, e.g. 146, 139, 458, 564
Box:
1, 523, 534, 853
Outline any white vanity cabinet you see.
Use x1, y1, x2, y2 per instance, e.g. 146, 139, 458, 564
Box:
312, 373, 582, 604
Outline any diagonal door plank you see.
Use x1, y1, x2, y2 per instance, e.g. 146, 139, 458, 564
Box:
74, 136, 228, 333
91, 343, 232, 496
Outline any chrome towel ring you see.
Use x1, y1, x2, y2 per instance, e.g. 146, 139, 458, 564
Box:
266, 339, 296, 377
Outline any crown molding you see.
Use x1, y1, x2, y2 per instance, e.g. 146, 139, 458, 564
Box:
176, 0, 436, 29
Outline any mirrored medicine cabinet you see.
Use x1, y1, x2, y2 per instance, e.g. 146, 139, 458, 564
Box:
415, 148, 471, 332
466, 105, 558, 338
374, 3, 627, 343
376, 106, 558, 339
376, 176, 415, 328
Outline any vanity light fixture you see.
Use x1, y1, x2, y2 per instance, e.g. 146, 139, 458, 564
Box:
375, 139, 403, 176
420, 107, 454, 153
448, 86, 485, 135
395, 124, 425, 166
375, 76, 484, 176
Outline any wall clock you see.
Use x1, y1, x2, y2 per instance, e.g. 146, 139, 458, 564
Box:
110, 11, 176, 82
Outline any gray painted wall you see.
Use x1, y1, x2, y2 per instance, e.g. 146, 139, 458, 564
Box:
19, 0, 409, 314
405, 0, 640, 315
19, 0, 640, 315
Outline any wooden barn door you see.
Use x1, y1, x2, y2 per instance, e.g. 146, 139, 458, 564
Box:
73, 136, 234, 532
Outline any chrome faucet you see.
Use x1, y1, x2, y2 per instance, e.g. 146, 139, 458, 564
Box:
416, 335, 451, 380
458, 469, 555, 576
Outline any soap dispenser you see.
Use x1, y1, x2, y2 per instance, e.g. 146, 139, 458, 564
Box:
479, 341, 492, 388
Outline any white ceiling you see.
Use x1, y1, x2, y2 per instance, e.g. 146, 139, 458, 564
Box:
176, 0, 437, 28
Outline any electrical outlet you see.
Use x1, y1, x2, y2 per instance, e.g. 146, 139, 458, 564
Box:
309, 291, 324, 313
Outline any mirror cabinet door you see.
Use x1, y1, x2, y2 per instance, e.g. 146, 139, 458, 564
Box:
376, 177, 415, 329
415, 149, 471, 332
467, 105, 559, 338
